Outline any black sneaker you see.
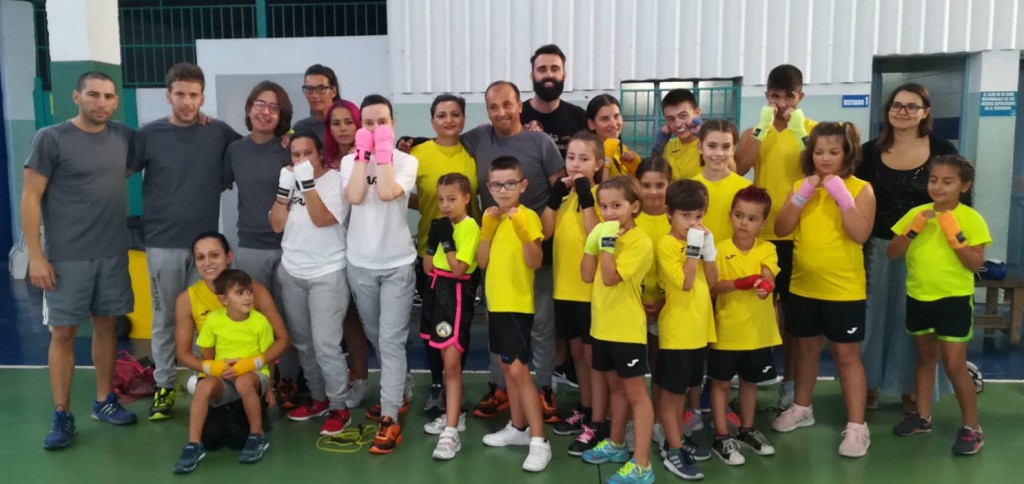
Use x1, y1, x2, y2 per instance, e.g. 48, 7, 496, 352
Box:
663, 447, 704, 480
553, 361, 579, 389
423, 383, 446, 417
712, 437, 746, 466
893, 413, 933, 436
568, 421, 606, 456
554, 408, 588, 435
683, 435, 712, 461
952, 426, 984, 455
737, 429, 775, 456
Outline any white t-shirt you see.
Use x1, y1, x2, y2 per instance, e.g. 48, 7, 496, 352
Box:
281, 169, 349, 279
339, 149, 418, 270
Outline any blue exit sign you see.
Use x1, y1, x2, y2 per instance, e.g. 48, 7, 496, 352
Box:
842, 94, 869, 108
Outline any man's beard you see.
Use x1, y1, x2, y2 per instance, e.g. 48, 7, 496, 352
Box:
533, 78, 565, 102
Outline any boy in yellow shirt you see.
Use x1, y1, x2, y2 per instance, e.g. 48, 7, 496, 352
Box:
174, 270, 275, 474
476, 156, 551, 472
709, 186, 781, 465
734, 64, 817, 408
653, 179, 718, 480
652, 89, 703, 180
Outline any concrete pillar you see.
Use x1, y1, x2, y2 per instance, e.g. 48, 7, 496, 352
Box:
0, 0, 38, 250
45, 0, 123, 121
963, 49, 1020, 262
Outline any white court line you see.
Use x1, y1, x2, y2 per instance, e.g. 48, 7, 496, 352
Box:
1, 365, 1022, 383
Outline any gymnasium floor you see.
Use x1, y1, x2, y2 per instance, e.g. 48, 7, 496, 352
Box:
2, 274, 1023, 482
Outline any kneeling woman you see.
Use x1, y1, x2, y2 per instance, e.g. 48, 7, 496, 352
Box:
269, 131, 355, 436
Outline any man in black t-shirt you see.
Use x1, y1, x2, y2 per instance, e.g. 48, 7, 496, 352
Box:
521, 44, 588, 159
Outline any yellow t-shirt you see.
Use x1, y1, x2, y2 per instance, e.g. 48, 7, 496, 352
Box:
485, 207, 543, 314
754, 118, 817, 240
552, 186, 601, 302
693, 172, 752, 242
606, 142, 639, 177
431, 217, 481, 274
790, 176, 868, 301
656, 234, 716, 349
188, 280, 222, 334
635, 211, 670, 303
195, 308, 275, 377
590, 227, 653, 344
411, 141, 479, 257
892, 203, 991, 301
663, 137, 701, 180
713, 238, 782, 350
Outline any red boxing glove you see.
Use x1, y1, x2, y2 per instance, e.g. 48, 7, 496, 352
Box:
354, 128, 374, 163
373, 125, 395, 165
733, 274, 761, 290
755, 278, 774, 293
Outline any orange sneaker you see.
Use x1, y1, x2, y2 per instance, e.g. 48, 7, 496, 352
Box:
540, 386, 561, 424
365, 398, 410, 421
473, 383, 510, 418
369, 416, 403, 454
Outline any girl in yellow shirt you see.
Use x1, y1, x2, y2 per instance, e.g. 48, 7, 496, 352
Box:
587, 94, 640, 178
772, 122, 876, 458
540, 131, 603, 439
693, 120, 752, 242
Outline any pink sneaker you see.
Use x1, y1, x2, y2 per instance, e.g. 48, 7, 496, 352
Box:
838, 422, 870, 457
771, 404, 815, 433
683, 409, 704, 433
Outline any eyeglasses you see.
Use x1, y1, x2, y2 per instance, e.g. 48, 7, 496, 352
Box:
252, 100, 281, 114
889, 102, 925, 114
302, 84, 333, 95
486, 180, 522, 192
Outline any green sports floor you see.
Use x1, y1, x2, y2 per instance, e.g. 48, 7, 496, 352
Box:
3, 370, 1022, 483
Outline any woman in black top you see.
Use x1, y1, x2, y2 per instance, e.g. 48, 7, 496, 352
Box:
856, 83, 956, 412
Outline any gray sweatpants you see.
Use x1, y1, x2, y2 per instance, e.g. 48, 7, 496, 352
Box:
488, 262, 555, 388
276, 266, 351, 409
348, 264, 414, 420
235, 247, 298, 380
147, 248, 198, 388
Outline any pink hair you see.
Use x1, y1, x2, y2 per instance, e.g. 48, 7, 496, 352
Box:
322, 99, 361, 168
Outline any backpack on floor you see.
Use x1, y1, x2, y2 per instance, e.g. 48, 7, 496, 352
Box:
113, 351, 156, 403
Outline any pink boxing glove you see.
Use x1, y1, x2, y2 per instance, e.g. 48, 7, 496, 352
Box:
354, 128, 374, 164
374, 125, 395, 165
822, 176, 855, 210
791, 177, 817, 207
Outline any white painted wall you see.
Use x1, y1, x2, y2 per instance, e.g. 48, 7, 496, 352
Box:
45, 0, 120, 64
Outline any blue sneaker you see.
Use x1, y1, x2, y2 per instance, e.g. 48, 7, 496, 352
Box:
582, 438, 630, 464
239, 434, 270, 463
663, 447, 704, 480
173, 443, 206, 474
607, 458, 655, 484
92, 392, 137, 425
684, 434, 712, 461
43, 410, 76, 450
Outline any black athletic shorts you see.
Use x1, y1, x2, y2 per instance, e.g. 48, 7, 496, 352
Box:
707, 348, 777, 384
424, 270, 478, 353
785, 293, 866, 343
488, 312, 533, 364
906, 295, 973, 342
653, 348, 706, 394
592, 338, 649, 379
554, 299, 593, 342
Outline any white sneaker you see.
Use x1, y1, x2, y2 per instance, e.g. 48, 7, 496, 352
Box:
522, 438, 552, 472
625, 420, 636, 453
483, 421, 532, 447
432, 428, 461, 460
772, 404, 815, 433
424, 412, 466, 435
651, 423, 666, 448
345, 379, 369, 408
838, 422, 870, 458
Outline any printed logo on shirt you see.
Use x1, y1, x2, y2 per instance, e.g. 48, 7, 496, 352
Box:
725, 254, 738, 260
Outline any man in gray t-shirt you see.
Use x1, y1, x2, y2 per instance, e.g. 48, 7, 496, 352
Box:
126, 63, 240, 420
460, 81, 565, 418
23, 72, 138, 450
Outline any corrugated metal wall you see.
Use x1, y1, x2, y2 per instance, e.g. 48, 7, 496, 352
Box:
387, 0, 1024, 94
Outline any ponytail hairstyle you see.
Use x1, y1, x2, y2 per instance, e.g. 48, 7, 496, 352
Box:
800, 121, 862, 177
597, 175, 644, 218
930, 154, 975, 206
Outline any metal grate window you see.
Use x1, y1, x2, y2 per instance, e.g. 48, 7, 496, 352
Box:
267, 1, 387, 38
621, 79, 742, 156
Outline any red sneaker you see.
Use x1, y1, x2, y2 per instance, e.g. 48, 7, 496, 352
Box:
319, 409, 351, 436
287, 399, 329, 422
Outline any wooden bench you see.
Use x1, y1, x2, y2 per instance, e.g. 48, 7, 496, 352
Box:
974, 278, 1024, 346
